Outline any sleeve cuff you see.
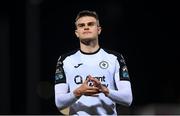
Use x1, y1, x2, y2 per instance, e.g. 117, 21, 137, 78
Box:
70, 91, 80, 100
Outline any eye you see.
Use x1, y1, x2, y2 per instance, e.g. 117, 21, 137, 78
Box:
77, 23, 85, 28
87, 22, 95, 26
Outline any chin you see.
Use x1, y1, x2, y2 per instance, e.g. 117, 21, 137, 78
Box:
80, 37, 94, 40
80, 38, 96, 45
81, 36, 97, 40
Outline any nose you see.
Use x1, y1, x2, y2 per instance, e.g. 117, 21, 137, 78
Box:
84, 25, 89, 30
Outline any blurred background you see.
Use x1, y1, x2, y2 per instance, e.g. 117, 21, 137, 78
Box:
0, 0, 179, 114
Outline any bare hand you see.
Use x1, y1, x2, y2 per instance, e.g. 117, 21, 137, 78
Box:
73, 76, 100, 97
89, 76, 109, 96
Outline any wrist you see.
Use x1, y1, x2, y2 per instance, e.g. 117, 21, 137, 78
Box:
73, 89, 82, 98
101, 85, 109, 96
103, 89, 109, 96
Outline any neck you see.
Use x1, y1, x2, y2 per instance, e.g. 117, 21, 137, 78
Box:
80, 39, 100, 53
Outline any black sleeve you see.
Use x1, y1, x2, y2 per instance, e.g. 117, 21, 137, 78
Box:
55, 56, 66, 84
117, 54, 130, 81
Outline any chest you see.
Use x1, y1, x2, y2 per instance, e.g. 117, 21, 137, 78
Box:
64, 57, 116, 90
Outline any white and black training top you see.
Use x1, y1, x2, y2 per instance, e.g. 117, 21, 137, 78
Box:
54, 48, 133, 115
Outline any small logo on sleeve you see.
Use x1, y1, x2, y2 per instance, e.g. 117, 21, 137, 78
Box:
122, 66, 129, 78
55, 68, 64, 81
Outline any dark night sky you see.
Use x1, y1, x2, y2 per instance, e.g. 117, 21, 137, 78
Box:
0, 0, 179, 114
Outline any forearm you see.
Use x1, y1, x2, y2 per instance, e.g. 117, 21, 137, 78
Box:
106, 81, 133, 106
55, 92, 78, 110
55, 84, 78, 110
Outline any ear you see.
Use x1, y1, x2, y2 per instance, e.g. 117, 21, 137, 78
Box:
75, 30, 79, 38
98, 26, 102, 35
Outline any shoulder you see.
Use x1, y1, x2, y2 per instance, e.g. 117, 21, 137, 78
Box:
57, 50, 78, 62
102, 48, 124, 59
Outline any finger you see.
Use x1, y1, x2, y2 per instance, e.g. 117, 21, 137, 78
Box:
84, 90, 100, 95
88, 75, 94, 80
86, 86, 99, 90
85, 89, 100, 92
83, 77, 90, 84
84, 92, 99, 96
90, 77, 99, 83
90, 77, 101, 86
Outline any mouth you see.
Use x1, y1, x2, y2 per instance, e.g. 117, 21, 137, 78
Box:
83, 31, 92, 34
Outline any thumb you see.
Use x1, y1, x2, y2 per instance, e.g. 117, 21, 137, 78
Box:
84, 75, 90, 84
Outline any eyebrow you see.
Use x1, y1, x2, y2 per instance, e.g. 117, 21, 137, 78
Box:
77, 21, 96, 27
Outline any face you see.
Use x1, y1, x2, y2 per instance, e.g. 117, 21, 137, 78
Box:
75, 16, 101, 41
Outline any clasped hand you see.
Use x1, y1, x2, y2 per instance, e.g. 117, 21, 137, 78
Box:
73, 75, 109, 97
